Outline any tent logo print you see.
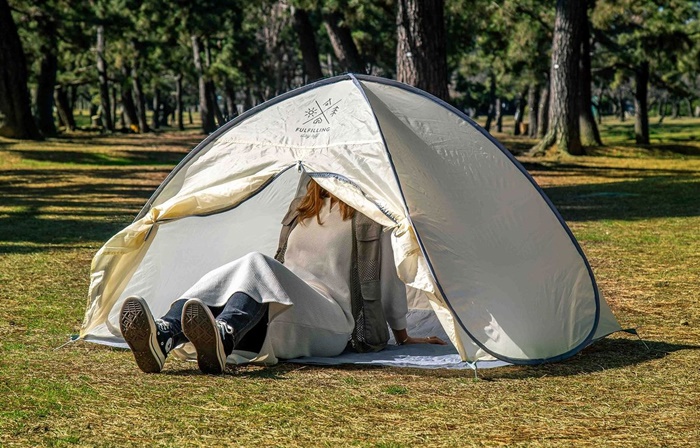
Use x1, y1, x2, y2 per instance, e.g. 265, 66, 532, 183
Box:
296, 98, 341, 137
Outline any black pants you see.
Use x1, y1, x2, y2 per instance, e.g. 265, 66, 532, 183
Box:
160, 292, 269, 353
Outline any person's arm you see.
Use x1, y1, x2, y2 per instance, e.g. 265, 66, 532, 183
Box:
392, 328, 446, 345
380, 229, 446, 346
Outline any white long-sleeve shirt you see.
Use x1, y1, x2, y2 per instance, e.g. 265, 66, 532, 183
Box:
284, 198, 408, 330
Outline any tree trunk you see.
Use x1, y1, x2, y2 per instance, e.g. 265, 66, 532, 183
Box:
578, 18, 602, 146
96, 24, 113, 131
495, 98, 503, 133
120, 70, 139, 130
152, 86, 160, 129
69, 85, 76, 111
537, 82, 550, 138
634, 60, 650, 144
132, 65, 149, 133
293, 8, 324, 81
191, 35, 216, 133
118, 90, 125, 129
326, 53, 335, 77
323, 11, 364, 73
207, 80, 225, 126
54, 85, 75, 131
0, 0, 42, 139
527, 83, 539, 138
36, 52, 58, 136
221, 91, 229, 119
35, 17, 58, 136
670, 101, 679, 119
92, 105, 103, 128
112, 85, 120, 128
513, 90, 526, 136
175, 74, 184, 130
531, 0, 584, 156
617, 90, 625, 122
657, 98, 666, 124
396, 0, 449, 102
245, 88, 255, 110
484, 75, 496, 132
224, 80, 237, 120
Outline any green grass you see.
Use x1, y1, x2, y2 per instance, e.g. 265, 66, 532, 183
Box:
1, 119, 699, 446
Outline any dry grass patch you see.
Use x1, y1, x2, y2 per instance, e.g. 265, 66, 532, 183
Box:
1, 122, 699, 446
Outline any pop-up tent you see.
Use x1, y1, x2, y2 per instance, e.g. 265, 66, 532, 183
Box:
80, 74, 621, 366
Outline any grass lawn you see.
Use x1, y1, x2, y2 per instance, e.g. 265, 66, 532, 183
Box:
1, 118, 699, 447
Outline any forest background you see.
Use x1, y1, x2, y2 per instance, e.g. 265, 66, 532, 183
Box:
2, 0, 699, 155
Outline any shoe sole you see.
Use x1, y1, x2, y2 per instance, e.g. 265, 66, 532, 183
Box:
119, 296, 165, 373
182, 299, 226, 374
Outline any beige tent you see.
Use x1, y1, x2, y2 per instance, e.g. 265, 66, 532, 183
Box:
80, 74, 621, 365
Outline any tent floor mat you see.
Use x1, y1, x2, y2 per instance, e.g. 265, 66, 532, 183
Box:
286, 343, 510, 370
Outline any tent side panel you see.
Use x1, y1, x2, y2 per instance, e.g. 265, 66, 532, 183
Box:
361, 80, 605, 363
82, 168, 302, 342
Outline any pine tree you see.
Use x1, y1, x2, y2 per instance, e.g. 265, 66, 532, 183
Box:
0, 0, 42, 139
531, 0, 585, 155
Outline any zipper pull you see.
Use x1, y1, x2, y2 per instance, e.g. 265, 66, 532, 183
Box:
297, 160, 303, 173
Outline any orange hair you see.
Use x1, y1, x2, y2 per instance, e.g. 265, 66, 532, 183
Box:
297, 180, 354, 225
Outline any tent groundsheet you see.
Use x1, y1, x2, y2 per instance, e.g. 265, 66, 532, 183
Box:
287, 344, 510, 370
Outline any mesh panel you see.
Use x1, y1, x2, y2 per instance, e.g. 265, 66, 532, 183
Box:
350, 222, 366, 348
358, 258, 379, 282
355, 310, 366, 344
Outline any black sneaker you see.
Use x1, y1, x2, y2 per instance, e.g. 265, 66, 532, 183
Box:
119, 296, 168, 373
182, 299, 234, 374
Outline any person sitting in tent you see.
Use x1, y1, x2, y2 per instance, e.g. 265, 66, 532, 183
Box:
119, 179, 446, 374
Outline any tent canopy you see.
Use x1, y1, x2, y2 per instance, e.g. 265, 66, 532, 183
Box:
81, 74, 621, 365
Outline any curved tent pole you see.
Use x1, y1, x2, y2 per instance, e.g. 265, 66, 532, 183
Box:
348, 74, 601, 365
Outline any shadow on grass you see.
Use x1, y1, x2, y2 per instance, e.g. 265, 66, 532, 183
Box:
519, 162, 700, 221
155, 338, 698, 380
493, 117, 700, 154
2, 164, 698, 255
648, 144, 700, 156
0, 168, 168, 252
544, 177, 700, 221
157, 364, 296, 379
34, 129, 203, 145
478, 338, 700, 381
9, 149, 186, 166
494, 136, 538, 154
602, 121, 700, 137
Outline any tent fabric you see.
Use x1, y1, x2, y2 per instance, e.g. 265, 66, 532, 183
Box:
289, 345, 510, 371
80, 74, 621, 366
